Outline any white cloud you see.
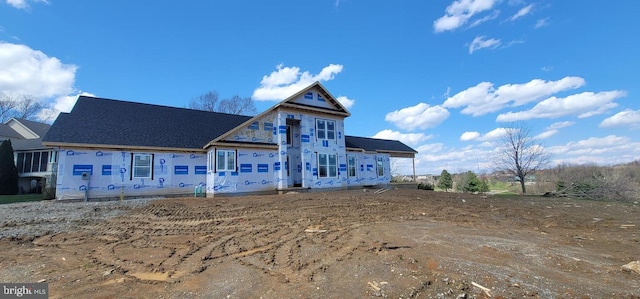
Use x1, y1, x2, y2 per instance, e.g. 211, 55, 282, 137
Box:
336, 96, 355, 109
460, 131, 480, 141
5, 0, 47, 10
415, 143, 444, 153
548, 135, 640, 165
433, 0, 498, 33
460, 127, 508, 142
534, 121, 575, 139
468, 35, 501, 54
469, 10, 500, 28
503, 39, 525, 48
496, 90, 626, 122
600, 109, 640, 129
0, 42, 84, 122
508, 4, 533, 21
482, 127, 509, 140
384, 103, 450, 131
534, 17, 550, 29
372, 129, 433, 147
547, 121, 575, 130
413, 143, 495, 174
0, 42, 77, 98
534, 130, 557, 140
443, 76, 586, 116
252, 64, 343, 101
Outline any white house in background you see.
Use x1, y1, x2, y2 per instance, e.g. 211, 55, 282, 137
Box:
0, 118, 57, 194
42, 82, 417, 200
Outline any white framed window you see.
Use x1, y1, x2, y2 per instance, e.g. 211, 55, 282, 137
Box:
316, 119, 336, 141
318, 153, 337, 178
376, 156, 384, 177
15, 151, 50, 173
347, 155, 357, 177
133, 153, 153, 179
207, 151, 215, 172
216, 149, 236, 172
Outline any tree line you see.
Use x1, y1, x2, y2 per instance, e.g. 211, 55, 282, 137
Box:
422, 160, 640, 201
188, 91, 256, 115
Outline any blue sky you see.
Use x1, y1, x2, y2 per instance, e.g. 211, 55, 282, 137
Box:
2, 0, 639, 175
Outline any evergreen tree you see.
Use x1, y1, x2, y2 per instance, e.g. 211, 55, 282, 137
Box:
0, 139, 19, 195
480, 178, 490, 193
437, 169, 453, 192
463, 171, 481, 193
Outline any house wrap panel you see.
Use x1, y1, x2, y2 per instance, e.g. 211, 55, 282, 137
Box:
207, 148, 278, 194
55, 148, 206, 200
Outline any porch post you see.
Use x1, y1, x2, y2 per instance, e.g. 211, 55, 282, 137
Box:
412, 158, 416, 182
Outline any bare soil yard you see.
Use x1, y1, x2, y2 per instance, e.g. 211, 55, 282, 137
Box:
1, 189, 639, 298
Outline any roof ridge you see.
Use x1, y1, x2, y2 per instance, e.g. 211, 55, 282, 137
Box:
78, 95, 254, 118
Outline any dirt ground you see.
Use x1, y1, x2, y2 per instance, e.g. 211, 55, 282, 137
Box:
1, 188, 639, 298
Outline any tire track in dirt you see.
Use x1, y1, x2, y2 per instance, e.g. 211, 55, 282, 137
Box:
55, 196, 399, 285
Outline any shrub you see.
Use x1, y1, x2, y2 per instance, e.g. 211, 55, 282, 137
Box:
417, 182, 434, 191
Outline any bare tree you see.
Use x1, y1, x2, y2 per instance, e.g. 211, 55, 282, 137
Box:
188, 91, 219, 112
0, 93, 18, 122
218, 95, 257, 115
13, 95, 44, 120
493, 122, 552, 194
0, 93, 46, 122
188, 91, 256, 115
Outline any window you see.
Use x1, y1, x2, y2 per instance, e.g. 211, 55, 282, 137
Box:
216, 149, 236, 172
24, 153, 32, 172
318, 153, 337, 178
376, 156, 384, 177
133, 154, 153, 179
15, 151, 51, 173
316, 119, 336, 141
16, 153, 24, 173
40, 152, 49, 171
208, 151, 215, 172
347, 155, 357, 177
327, 121, 335, 140
286, 125, 292, 145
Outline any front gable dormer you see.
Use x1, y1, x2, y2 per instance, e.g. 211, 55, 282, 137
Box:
278, 82, 351, 117
207, 81, 349, 147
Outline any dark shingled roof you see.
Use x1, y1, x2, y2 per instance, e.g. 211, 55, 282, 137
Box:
43, 96, 252, 150
345, 135, 417, 154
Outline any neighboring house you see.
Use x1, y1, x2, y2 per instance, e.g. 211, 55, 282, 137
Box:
42, 82, 417, 200
1, 118, 57, 194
